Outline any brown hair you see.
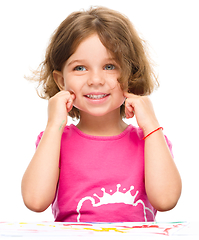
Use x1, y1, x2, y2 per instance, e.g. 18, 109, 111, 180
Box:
28, 6, 158, 119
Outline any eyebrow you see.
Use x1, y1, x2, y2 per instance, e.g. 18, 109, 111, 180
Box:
67, 58, 117, 67
67, 60, 85, 67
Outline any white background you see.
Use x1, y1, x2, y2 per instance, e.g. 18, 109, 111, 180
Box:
0, 0, 198, 222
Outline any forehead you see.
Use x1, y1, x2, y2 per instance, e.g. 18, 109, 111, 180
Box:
67, 34, 115, 64
75, 34, 110, 55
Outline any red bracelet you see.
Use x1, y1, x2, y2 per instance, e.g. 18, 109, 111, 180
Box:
143, 127, 163, 140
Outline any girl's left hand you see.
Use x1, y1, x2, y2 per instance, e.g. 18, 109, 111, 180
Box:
124, 92, 160, 135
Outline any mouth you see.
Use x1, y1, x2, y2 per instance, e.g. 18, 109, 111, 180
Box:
84, 93, 110, 99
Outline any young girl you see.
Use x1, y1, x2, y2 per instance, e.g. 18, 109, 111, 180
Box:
21, 7, 181, 222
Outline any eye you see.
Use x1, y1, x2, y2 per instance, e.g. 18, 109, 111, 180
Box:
104, 64, 116, 70
74, 65, 86, 71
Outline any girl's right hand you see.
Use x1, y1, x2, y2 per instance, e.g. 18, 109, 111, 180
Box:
47, 91, 76, 131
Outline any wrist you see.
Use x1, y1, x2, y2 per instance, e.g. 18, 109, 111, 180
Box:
143, 127, 163, 140
46, 120, 66, 134
142, 121, 160, 137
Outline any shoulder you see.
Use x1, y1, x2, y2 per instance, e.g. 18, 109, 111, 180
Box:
35, 124, 75, 147
62, 124, 77, 138
127, 124, 144, 141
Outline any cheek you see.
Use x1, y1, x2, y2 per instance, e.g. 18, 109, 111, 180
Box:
108, 79, 118, 90
72, 97, 81, 109
64, 84, 82, 109
105, 72, 121, 90
63, 77, 79, 98
118, 94, 126, 107
63, 80, 74, 93
113, 86, 125, 107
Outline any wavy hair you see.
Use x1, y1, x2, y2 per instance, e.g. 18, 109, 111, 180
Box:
28, 6, 158, 118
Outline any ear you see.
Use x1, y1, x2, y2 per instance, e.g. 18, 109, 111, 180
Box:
53, 70, 65, 90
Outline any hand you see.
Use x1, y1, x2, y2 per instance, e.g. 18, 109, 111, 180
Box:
47, 91, 76, 131
124, 92, 160, 135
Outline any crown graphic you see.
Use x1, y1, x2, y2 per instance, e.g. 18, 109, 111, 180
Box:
93, 184, 138, 206
76, 184, 154, 222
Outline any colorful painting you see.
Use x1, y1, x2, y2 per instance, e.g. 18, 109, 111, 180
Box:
0, 221, 198, 238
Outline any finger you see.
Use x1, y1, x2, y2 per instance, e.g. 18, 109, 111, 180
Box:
70, 93, 76, 101
66, 99, 73, 112
123, 91, 136, 98
125, 109, 134, 119
125, 103, 135, 119
66, 93, 75, 112
67, 90, 76, 99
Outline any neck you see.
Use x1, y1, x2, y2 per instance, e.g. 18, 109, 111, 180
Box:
76, 109, 128, 136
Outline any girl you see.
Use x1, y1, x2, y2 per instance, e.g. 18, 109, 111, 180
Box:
21, 7, 181, 222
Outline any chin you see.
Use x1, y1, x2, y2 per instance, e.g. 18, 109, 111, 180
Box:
79, 107, 123, 118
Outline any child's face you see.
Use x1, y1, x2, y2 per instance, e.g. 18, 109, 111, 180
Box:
61, 34, 125, 117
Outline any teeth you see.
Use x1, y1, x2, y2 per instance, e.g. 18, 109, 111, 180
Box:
86, 94, 108, 99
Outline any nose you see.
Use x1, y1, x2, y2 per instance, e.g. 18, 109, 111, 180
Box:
87, 69, 105, 86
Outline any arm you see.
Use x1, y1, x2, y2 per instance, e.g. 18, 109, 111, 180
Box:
144, 129, 182, 211
124, 92, 182, 211
21, 91, 75, 212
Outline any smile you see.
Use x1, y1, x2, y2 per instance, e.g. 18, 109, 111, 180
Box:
85, 94, 109, 99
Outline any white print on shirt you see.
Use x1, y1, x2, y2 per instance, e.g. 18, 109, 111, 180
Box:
76, 184, 154, 222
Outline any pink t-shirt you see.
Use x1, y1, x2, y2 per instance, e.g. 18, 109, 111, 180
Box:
36, 124, 173, 222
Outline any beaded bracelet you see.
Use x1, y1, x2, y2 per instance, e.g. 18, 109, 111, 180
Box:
143, 127, 163, 140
